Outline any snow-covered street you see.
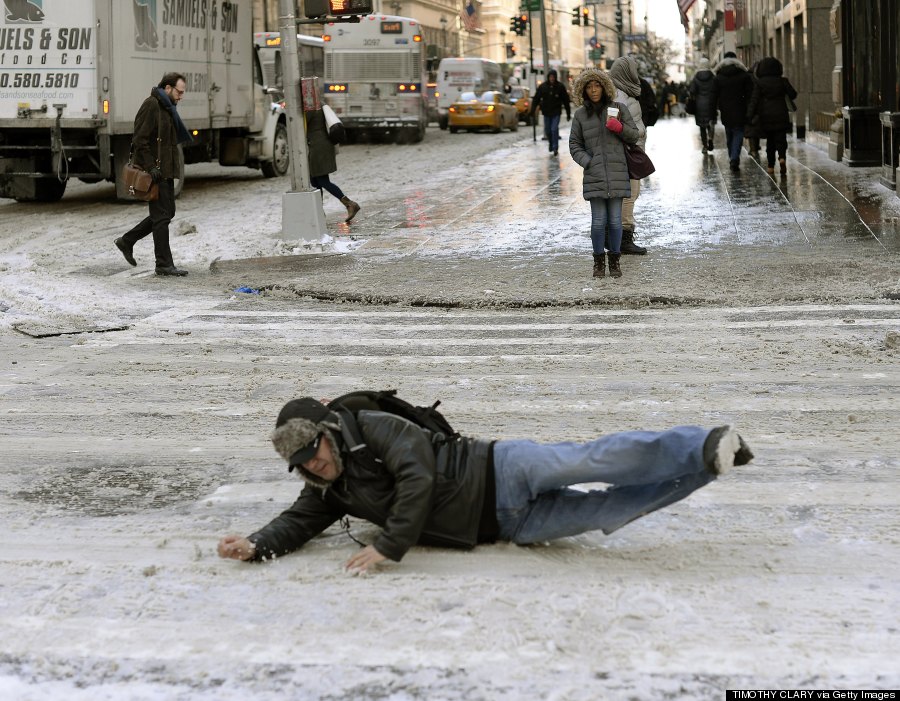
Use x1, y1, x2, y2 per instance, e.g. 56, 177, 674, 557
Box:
1, 118, 899, 699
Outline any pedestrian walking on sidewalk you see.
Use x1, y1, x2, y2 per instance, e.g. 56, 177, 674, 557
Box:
529, 69, 571, 157
114, 72, 193, 277
747, 56, 798, 176
217, 395, 754, 573
744, 61, 762, 160
306, 107, 360, 223
609, 56, 649, 255
714, 51, 754, 171
689, 58, 718, 154
569, 68, 639, 279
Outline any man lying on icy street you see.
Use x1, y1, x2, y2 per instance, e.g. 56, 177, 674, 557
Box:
218, 397, 753, 574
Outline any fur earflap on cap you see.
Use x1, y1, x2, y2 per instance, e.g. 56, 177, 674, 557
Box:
271, 417, 320, 466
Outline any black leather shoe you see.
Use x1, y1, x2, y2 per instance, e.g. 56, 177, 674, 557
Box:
155, 266, 188, 277
114, 238, 137, 266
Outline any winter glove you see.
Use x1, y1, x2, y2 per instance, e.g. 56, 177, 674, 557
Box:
149, 166, 163, 184
606, 117, 623, 134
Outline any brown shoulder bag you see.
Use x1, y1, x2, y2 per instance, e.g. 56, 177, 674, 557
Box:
123, 102, 162, 202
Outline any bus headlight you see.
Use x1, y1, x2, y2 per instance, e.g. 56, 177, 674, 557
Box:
326, 84, 348, 92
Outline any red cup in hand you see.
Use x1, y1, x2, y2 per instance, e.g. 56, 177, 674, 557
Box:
606, 117, 623, 134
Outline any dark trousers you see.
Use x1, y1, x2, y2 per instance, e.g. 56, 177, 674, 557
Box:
121, 179, 176, 268
310, 174, 345, 201
699, 123, 715, 148
763, 130, 788, 167
725, 126, 744, 161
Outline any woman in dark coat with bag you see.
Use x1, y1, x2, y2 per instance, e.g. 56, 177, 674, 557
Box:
689, 58, 718, 153
747, 56, 798, 176
569, 68, 640, 279
306, 108, 360, 223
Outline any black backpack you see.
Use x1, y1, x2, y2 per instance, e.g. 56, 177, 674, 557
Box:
327, 390, 459, 471
639, 79, 659, 127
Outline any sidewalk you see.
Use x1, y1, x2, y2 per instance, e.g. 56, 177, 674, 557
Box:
215, 118, 900, 308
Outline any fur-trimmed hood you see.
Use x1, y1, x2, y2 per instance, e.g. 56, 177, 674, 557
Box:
714, 56, 748, 74
571, 68, 616, 107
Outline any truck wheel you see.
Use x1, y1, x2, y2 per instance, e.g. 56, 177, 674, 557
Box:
32, 178, 67, 202
261, 122, 289, 178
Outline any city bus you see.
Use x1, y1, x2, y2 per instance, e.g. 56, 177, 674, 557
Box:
253, 32, 325, 101
322, 15, 427, 144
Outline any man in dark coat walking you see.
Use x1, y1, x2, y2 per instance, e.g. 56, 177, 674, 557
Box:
114, 72, 192, 276
218, 396, 754, 573
714, 51, 754, 171
529, 69, 572, 156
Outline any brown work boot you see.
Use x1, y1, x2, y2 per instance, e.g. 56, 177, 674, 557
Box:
592, 252, 605, 278
779, 158, 787, 174
340, 196, 360, 223
608, 253, 622, 278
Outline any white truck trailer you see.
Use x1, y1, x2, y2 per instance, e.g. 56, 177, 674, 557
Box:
0, 0, 288, 201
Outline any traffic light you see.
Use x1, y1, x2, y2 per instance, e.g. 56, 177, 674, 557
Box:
510, 16, 518, 33
581, 7, 590, 26
305, 0, 374, 19
614, 8, 623, 31
518, 14, 528, 35
572, 6, 581, 25
506, 43, 516, 59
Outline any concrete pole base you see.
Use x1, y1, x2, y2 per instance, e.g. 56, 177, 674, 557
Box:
280, 190, 327, 243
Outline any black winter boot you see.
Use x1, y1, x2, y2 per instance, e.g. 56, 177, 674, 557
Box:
621, 231, 647, 255
592, 252, 605, 278
608, 253, 622, 278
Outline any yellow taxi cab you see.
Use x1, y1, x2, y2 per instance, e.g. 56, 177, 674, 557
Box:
508, 85, 532, 125
448, 91, 519, 134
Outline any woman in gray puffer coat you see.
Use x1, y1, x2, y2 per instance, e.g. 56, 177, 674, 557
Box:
569, 68, 640, 278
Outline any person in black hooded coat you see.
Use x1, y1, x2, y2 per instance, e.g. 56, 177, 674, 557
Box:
747, 56, 798, 175
688, 58, 718, 153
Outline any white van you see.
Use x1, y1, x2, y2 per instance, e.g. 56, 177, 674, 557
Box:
436, 58, 504, 130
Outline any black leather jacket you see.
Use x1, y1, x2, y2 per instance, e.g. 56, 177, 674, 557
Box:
248, 411, 494, 562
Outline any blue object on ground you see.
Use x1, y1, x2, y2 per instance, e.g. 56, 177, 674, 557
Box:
234, 287, 260, 294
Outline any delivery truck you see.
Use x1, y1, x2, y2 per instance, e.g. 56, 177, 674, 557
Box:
0, 0, 288, 201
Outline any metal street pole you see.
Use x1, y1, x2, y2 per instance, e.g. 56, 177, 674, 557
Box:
528, 11, 536, 142
538, 0, 550, 85
616, 0, 624, 57
277, 0, 326, 242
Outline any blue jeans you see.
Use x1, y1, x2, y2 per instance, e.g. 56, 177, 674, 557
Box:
725, 126, 745, 161
544, 114, 561, 153
589, 197, 623, 254
493, 426, 714, 544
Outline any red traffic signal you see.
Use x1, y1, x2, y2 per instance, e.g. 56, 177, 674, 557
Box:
305, 0, 374, 18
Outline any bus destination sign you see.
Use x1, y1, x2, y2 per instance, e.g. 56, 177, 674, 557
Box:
381, 21, 403, 34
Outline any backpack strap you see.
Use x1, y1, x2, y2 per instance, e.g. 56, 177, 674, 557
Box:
334, 408, 381, 472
